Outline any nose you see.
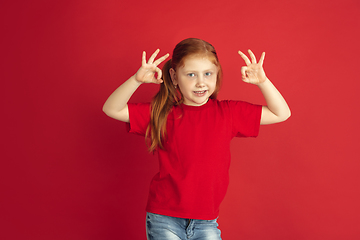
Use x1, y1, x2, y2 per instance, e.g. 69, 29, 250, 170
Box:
196, 75, 205, 88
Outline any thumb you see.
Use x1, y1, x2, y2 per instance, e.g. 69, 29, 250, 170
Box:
241, 66, 247, 79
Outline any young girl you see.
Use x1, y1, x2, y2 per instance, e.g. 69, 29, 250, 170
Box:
103, 38, 290, 240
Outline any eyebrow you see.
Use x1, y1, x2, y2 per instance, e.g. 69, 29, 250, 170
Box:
181, 68, 216, 72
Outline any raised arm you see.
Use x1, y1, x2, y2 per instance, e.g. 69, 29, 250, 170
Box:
238, 50, 291, 125
102, 49, 169, 122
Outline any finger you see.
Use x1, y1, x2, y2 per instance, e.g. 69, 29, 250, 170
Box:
248, 49, 257, 64
148, 49, 160, 64
154, 75, 163, 84
238, 51, 251, 65
241, 66, 247, 79
142, 51, 146, 66
153, 53, 170, 66
259, 52, 265, 66
156, 67, 163, 80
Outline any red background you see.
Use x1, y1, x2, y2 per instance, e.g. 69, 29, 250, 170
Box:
1, 0, 360, 239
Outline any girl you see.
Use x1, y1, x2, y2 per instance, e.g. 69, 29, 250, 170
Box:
103, 38, 290, 240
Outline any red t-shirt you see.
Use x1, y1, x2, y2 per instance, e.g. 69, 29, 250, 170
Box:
127, 99, 262, 220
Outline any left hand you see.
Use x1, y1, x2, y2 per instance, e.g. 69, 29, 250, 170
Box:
238, 50, 267, 85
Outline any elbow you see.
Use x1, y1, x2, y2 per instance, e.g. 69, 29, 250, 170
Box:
261, 106, 291, 125
102, 105, 109, 115
102, 104, 129, 122
281, 108, 291, 122
102, 104, 113, 117
102, 106, 116, 119
275, 108, 291, 124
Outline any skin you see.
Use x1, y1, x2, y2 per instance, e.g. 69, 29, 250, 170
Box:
238, 49, 291, 124
102, 49, 169, 123
170, 56, 218, 106
102, 49, 291, 125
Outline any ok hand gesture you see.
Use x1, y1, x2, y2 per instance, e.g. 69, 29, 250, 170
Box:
238, 50, 267, 85
134, 49, 169, 84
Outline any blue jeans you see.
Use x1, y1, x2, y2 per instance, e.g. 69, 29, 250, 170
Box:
146, 212, 222, 240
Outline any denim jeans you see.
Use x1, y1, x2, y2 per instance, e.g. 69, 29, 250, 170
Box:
146, 212, 222, 240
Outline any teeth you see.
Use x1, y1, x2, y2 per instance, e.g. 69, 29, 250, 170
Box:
194, 91, 206, 93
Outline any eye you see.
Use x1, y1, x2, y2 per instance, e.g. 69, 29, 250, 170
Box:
205, 72, 212, 76
187, 73, 195, 77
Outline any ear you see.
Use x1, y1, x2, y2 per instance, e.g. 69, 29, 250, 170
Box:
169, 68, 177, 86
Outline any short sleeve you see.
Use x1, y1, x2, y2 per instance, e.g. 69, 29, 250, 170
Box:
126, 103, 151, 136
228, 100, 262, 138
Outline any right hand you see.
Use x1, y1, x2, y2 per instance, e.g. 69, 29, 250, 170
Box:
134, 49, 169, 84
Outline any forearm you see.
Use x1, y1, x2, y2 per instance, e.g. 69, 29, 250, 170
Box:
258, 78, 291, 124
102, 75, 141, 119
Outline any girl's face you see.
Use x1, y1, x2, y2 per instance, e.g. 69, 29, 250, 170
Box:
170, 56, 218, 106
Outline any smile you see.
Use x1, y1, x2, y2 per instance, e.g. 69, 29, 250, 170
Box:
193, 90, 208, 96
193, 90, 207, 94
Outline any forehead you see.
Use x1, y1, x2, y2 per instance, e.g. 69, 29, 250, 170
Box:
180, 56, 218, 71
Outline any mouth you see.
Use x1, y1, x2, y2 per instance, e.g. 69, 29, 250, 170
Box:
193, 90, 208, 96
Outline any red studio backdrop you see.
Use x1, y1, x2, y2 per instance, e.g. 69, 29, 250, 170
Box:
1, 0, 360, 239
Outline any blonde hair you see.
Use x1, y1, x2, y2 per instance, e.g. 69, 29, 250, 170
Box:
146, 38, 223, 152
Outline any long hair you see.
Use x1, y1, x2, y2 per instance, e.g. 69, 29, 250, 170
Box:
145, 38, 223, 152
